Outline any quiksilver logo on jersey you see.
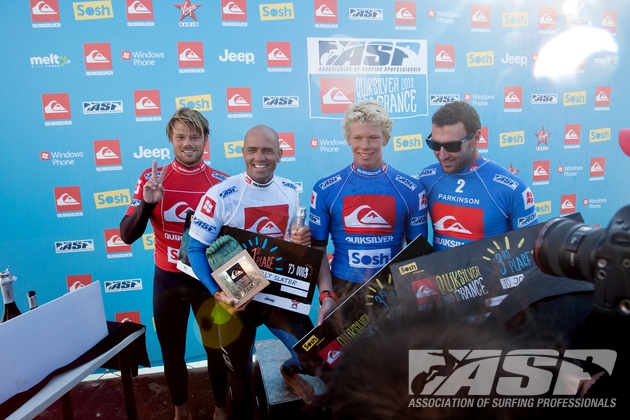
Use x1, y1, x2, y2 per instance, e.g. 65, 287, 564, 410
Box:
408, 349, 616, 396
434, 216, 472, 235
319, 175, 342, 190
492, 174, 518, 190
164, 202, 193, 223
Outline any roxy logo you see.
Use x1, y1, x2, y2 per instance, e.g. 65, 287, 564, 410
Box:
408, 349, 616, 396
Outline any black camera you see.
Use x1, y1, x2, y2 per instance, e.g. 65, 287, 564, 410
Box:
533, 204, 630, 318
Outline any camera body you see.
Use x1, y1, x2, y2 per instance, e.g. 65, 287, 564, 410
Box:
533, 205, 630, 318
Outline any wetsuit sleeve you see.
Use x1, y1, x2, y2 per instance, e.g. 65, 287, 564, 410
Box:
508, 186, 538, 230
309, 183, 330, 248
187, 236, 220, 295
119, 200, 156, 244
406, 185, 428, 242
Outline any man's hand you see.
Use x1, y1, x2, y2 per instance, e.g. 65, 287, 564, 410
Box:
213, 290, 248, 315
290, 224, 311, 246
143, 160, 165, 204
317, 296, 336, 326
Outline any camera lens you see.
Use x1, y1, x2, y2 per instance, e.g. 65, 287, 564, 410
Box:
533, 217, 606, 282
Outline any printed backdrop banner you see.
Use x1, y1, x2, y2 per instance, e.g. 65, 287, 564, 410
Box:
0, 1, 629, 366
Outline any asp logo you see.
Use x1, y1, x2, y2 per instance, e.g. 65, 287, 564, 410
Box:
263, 96, 298, 108
320, 78, 354, 114
539, 7, 556, 31
259, 2, 294, 21
178, 42, 204, 68
471, 4, 491, 28
55, 239, 95, 253
73, 1, 114, 20
349, 8, 383, 20
126, 0, 154, 21
66, 274, 92, 292
176, 94, 212, 112
430, 95, 459, 105
134, 90, 161, 116
435, 44, 455, 68
42, 93, 71, 121
54, 186, 82, 212
226, 88, 252, 113
222, 0, 247, 21
408, 349, 616, 396
343, 195, 395, 235
94, 189, 131, 209
395, 2, 416, 26
115, 310, 141, 324
595, 86, 611, 107
394, 135, 422, 151
314, 0, 337, 23
94, 139, 122, 166
466, 51, 493, 67
278, 132, 295, 157
83, 42, 112, 70
104, 228, 132, 253
560, 193, 577, 214
83, 101, 123, 114
104, 278, 143, 292
31, 0, 60, 22
224, 140, 244, 158
266, 42, 291, 67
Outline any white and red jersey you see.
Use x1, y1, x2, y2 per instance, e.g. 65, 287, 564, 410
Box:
189, 172, 300, 246
125, 160, 228, 271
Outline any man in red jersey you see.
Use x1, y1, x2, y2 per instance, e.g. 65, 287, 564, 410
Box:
120, 108, 229, 420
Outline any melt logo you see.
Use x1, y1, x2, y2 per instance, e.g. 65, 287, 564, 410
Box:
126, 0, 153, 22
176, 94, 212, 112
502, 11, 528, 27
477, 127, 489, 150
395, 2, 416, 26
142, 233, 155, 250
471, 4, 491, 30
73, 1, 114, 20
42, 93, 71, 122
589, 128, 611, 143
539, 7, 556, 32
320, 78, 354, 114
435, 44, 455, 69
535, 200, 551, 215
564, 124, 581, 148
94, 139, 122, 167
174, 0, 201, 26
563, 91, 586, 106
594, 86, 611, 109
30, 0, 60, 23
222, 0, 247, 22
266, 42, 291, 68
83, 42, 112, 73
54, 186, 83, 214
224, 140, 244, 158
226, 88, 252, 113
314, 0, 337, 24
178, 42, 204, 70
66, 274, 92, 292
259, 2, 294, 21
560, 194, 576, 214
499, 130, 525, 147
590, 157, 605, 180
601, 10, 617, 34
532, 160, 550, 184
104, 228, 132, 255
394, 135, 422, 152
134, 89, 161, 117
278, 132, 295, 158
115, 311, 141, 324
466, 51, 494, 67
94, 189, 131, 209
503, 86, 522, 111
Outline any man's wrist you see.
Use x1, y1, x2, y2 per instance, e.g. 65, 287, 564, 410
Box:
319, 290, 338, 305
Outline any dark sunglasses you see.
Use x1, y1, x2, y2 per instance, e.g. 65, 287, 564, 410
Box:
425, 132, 475, 153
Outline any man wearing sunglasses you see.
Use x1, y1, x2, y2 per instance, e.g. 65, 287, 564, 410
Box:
419, 101, 537, 251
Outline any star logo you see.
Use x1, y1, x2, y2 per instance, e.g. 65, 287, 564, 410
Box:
174, 0, 201, 22
508, 163, 520, 175
535, 126, 551, 146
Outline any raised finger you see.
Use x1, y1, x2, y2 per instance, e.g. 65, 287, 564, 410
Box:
151, 160, 157, 180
